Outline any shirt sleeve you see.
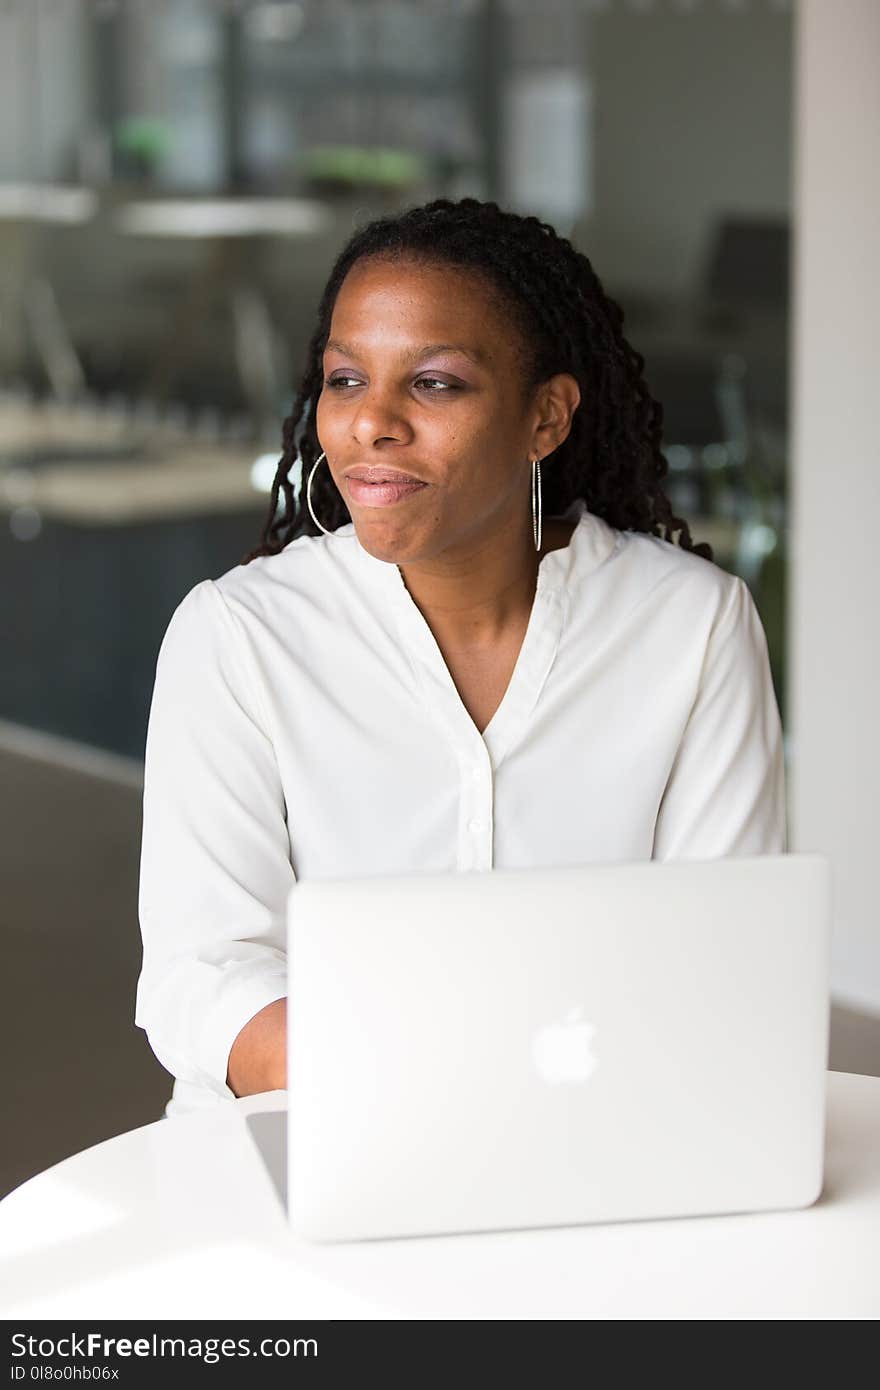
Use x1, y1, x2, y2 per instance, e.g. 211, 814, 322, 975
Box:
135, 578, 293, 1101
652, 573, 787, 860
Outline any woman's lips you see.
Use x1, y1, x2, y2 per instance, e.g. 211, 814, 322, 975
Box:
345, 477, 428, 508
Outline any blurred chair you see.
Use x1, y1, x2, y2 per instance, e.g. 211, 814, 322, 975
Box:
645, 349, 748, 528
114, 196, 333, 440
0, 185, 96, 400
700, 214, 790, 322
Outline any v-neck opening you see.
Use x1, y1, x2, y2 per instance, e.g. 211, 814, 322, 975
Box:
478, 578, 564, 754
339, 499, 607, 768
394, 567, 566, 765
385, 516, 580, 764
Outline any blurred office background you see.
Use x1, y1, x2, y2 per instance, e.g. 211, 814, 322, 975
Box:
2, 0, 878, 1196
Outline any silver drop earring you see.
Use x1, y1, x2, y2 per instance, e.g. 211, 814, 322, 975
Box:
306, 451, 335, 536
531, 455, 542, 552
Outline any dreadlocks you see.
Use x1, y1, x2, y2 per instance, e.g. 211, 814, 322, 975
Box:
241, 197, 712, 565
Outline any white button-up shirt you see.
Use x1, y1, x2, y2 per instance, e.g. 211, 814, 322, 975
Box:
136, 498, 786, 1116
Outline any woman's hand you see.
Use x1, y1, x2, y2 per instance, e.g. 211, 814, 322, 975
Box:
226, 997, 287, 1097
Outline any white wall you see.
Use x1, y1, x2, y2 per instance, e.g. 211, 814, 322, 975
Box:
789, 0, 880, 1014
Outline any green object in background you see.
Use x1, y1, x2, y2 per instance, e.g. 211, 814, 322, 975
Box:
115, 117, 173, 168
298, 145, 428, 188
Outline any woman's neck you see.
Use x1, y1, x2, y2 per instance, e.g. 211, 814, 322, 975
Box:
397, 517, 576, 648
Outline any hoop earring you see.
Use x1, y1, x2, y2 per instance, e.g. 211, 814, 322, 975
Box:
531, 455, 542, 552
306, 451, 338, 536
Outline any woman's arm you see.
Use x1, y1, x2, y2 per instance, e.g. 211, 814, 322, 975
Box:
652, 573, 787, 859
136, 579, 294, 1104
227, 998, 287, 1097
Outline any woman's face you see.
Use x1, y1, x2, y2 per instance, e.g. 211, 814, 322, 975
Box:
314, 255, 578, 565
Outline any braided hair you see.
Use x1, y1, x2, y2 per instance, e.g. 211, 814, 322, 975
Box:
241, 197, 712, 565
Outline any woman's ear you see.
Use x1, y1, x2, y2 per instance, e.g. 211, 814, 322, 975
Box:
532, 373, 581, 457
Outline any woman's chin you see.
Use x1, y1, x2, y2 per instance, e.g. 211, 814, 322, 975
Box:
352, 523, 420, 566
347, 501, 429, 552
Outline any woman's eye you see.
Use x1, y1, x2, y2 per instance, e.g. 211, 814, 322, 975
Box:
415, 376, 459, 392
324, 375, 360, 389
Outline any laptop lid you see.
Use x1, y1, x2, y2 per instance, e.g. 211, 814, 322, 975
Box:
286, 853, 831, 1243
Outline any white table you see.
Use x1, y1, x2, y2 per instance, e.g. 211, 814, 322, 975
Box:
1, 1071, 878, 1320
114, 197, 329, 240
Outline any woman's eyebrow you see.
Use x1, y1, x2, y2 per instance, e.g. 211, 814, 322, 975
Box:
325, 339, 488, 366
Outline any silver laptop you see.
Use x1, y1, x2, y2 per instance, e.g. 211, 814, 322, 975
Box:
275, 853, 830, 1243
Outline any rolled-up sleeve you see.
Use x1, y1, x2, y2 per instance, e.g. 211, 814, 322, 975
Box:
135, 578, 293, 1101
652, 574, 787, 860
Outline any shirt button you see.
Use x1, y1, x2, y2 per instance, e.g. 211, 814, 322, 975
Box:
468, 818, 484, 833
471, 767, 482, 781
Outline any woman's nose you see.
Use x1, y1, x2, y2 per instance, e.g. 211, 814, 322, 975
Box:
350, 385, 412, 444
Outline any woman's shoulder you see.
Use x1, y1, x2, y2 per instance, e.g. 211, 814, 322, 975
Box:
210, 525, 360, 618
614, 524, 741, 624
155, 530, 358, 660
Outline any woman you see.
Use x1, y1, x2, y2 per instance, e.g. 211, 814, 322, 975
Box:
136, 198, 786, 1117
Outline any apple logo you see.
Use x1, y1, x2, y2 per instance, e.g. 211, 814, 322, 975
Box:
531, 1006, 598, 1085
